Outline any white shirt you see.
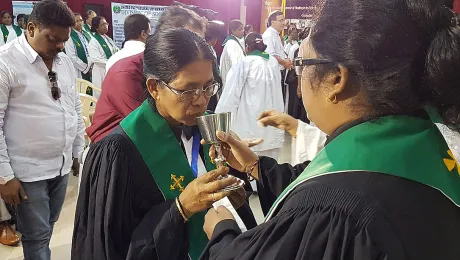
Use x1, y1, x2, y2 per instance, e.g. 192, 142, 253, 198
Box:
220, 36, 246, 88
284, 41, 299, 61
106, 40, 145, 73
262, 27, 286, 70
64, 30, 91, 78
0, 25, 19, 47
0, 35, 85, 182
216, 54, 285, 152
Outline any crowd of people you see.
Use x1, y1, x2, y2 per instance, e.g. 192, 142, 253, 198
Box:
0, 0, 460, 259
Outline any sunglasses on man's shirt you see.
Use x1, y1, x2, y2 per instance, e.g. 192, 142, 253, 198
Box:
48, 71, 61, 100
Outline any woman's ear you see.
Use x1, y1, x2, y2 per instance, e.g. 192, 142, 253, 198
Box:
324, 64, 349, 103
146, 78, 160, 101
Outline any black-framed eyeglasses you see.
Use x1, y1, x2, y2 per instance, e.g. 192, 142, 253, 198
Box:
158, 80, 220, 103
294, 58, 332, 67
48, 71, 61, 100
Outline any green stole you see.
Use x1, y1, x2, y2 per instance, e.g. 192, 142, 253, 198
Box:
222, 35, 246, 55
69, 30, 92, 82
120, 101, 215, 260
0, 24, 22, 43
92, 34, 114, 59
83, 24, 91, 33
265, 115, 460, 220
248, 50, 269, 60
70, 30, 88, 64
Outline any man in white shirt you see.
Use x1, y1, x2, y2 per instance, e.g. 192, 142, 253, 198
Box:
0, 1, 85, 259
106, 13, 150, 72
262, 11, 293, 104
65, 13, 92, 81
0, 11, 23, 47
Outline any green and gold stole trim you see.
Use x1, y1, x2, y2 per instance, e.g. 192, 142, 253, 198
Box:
83, 24, 91, 33
0, 24, 22, 43
266, 115, 460, 220
120, 101, 215, 260
222, 34, 246, 55
92, 34, 114, 59
70, 30, 88, 64
248, 50, 269, 60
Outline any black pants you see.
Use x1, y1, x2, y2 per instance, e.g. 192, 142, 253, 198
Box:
281, 69, 287, 103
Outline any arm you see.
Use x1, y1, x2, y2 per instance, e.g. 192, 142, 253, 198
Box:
0, 62, 14, 180
256, 156, 309, 214
64, 40, 90, 74
88, 39, 107, 66
0, 31, 4, 48
263, 34, 291, 69
71, 69, 85, 159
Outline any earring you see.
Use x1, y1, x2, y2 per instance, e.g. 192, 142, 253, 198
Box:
327, 95, 338, 104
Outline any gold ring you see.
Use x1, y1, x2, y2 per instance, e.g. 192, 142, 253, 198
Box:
212, 193, 216, 202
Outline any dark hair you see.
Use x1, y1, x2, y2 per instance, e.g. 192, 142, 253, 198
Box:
311, 0, 460, 130
245, 32, 267, 53
268, 11, 283, 27
0, 11, 12, 20
143, 28, 216, 102
85, 10, 95, 20
155, 6, 205, 34
244, 24, 253, 35
28, 0, 75, 28
205, 21, 224, 42
124, 14, 150, 41
16, 13, 25, 22
228, 19, 243, 34
91, 16, 105, 33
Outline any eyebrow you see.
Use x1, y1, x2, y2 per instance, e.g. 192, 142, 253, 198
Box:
184, 78, 215, 89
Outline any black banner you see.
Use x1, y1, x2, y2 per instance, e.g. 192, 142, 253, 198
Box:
285, 0, 317, 19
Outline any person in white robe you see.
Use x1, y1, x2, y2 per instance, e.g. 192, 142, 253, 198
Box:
220, 19, 246, 88
65, 13, 92, 81
216, 32, 285, 160
88, 16, 117, 98
0, 11, 22, 48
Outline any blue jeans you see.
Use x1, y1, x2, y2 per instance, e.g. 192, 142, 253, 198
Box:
16, 174, 69, 260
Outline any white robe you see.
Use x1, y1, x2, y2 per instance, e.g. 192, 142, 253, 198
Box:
278, 121, 327, 165
216, 55, 285, 153
88, 34, 116, 98
0, 25, 20, 47
64, 31, 91, 79
219, 37, 245, 88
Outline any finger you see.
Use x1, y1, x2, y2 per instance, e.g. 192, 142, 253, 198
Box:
257, 115, 280, 127
258, 109, 276, 120
204, 176, 239, 192
200, 139, 206, 145
19, 185, 28, 200
247, 138, 264, 147
216, 131, 247, 151
202, 167, 230, 183
210, 190, 233, 202
216, 205, 229, 213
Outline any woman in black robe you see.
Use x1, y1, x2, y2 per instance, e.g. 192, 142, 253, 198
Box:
72, 28, 256, 260
199, 0, 460, 259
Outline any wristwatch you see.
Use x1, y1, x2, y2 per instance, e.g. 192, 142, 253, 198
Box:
0, 175, 15, 185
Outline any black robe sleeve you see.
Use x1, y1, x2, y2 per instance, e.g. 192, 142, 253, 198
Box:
256, 157, 309, 214
72, 131, 189, 260
200, 174, 402, 260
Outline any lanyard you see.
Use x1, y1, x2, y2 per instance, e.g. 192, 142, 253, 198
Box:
190, 131, 201, 178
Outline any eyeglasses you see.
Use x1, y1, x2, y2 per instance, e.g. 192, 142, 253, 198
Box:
294, 58, 332, 67
48, 71, 61, 100
157, 80, 220, 103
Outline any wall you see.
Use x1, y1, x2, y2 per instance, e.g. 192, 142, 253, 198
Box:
0, 0, 242, 33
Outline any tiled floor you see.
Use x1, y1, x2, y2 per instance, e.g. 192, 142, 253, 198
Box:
0, 175, 264, 260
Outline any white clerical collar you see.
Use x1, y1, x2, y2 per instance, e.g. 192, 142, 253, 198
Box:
123, 40, 145, 50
